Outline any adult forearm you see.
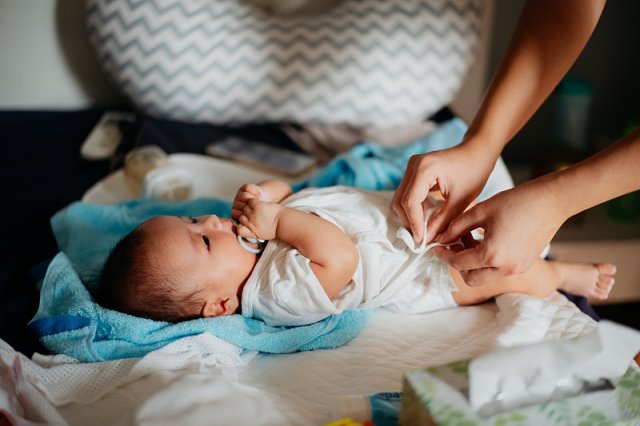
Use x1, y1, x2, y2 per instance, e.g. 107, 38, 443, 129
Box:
539, 130, 640, 221
464, 0, 605, 153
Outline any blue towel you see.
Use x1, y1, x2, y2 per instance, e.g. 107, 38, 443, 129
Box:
31, 118, 509, 362
293, 118, 512, 201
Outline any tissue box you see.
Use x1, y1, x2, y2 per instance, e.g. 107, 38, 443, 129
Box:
399, 360, 640, 425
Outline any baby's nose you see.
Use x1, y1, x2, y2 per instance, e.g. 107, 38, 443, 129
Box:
201, 214, 222, 229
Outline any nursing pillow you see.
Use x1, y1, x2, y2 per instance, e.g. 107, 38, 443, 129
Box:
87, 0, 481, 128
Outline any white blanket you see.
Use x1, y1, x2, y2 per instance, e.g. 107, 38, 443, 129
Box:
1, 293, 595, 426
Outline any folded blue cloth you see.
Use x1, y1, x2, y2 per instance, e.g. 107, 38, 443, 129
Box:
293, 117, 512, 201
31, 118, 510, 362
32, 252, 370, 361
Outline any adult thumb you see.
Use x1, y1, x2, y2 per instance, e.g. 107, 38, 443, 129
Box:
436, 206, 482, 245
426, 200, 465, 243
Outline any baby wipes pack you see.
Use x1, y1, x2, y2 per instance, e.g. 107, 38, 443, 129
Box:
399, 321, 640, 425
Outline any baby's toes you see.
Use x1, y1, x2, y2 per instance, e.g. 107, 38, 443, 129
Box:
591, 288, 609, 300
597, 263, 617, 277
597, 275, 615, 290
594, 278, 614, 299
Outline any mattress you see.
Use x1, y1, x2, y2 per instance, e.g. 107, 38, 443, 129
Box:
0, 294, 595, 425
0, 154, 597, 425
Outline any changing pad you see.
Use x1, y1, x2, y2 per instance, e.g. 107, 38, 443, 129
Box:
3, 124, 598, 424
1, 293, 595, 425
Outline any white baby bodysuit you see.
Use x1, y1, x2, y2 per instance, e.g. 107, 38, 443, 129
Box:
240, 186, 459, 326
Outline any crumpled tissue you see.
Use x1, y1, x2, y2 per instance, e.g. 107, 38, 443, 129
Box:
469, 320, 640, 417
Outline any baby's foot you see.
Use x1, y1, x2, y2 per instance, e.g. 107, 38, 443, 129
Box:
554, 262, 617, 300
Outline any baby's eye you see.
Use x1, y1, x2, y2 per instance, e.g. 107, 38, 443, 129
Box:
191, 218, 198, 224
202, 235, 210, 249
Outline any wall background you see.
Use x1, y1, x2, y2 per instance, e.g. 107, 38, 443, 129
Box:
2, 0, 638, 163
0, 0, 493, 122
489, 0, 640, 164
0, 0, 126, 109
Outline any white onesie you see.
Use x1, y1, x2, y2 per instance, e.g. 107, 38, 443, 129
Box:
240, 186, 459, 326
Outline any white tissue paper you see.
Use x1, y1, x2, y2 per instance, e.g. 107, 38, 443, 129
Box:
468, 320, 640, 417
394, 198, 461, 293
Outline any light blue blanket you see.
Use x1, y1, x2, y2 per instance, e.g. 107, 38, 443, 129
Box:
31, 118, 511, 362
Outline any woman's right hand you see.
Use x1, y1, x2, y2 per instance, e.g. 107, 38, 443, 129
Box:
391, 141, 498, 244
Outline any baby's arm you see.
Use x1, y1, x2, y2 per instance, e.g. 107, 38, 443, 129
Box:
237, 199, 359, 299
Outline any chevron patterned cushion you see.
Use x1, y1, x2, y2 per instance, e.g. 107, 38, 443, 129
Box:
87, 0, 481, 128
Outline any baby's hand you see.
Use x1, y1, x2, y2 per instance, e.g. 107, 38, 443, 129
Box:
237, 199, 283, 241
232, 183, 272, 221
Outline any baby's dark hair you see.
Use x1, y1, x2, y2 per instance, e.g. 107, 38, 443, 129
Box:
98, 221, 203, 323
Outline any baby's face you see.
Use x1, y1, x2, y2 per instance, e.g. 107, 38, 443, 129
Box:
140, 214, 256, 315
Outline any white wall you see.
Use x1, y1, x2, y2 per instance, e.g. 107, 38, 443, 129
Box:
0, 0, 124, 109
0, 0, 493, 118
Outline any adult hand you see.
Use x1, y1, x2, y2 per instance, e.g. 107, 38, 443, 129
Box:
391, 142, 497, 244
433, 179, 566, 286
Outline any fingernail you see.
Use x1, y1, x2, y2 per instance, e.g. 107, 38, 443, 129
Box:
424, 231, 434, 243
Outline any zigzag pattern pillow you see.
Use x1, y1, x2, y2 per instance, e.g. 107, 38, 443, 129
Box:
87, 0, 481, 128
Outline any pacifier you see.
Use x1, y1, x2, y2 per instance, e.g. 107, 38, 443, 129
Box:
237, 235, 266, 254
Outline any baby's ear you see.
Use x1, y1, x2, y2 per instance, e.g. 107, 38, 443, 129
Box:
201, 298, 229, 318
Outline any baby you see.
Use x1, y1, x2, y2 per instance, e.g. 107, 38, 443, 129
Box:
99, 180, 617, 325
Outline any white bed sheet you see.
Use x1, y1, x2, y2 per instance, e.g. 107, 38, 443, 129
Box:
1, 294, 594, 425
0, 155, 597, 425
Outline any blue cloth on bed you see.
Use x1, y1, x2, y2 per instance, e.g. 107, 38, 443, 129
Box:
32, 253, 369, 361
32, 197, 371, 362
293, 117, 505, 201
31, 118, 489, 362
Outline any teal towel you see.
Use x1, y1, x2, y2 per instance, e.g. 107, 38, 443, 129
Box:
293, 118, 512, 201
31, 118, 510, 362
31, 198, 372, 362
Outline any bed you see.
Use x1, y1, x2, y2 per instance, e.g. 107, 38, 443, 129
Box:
0, 150, 598, 425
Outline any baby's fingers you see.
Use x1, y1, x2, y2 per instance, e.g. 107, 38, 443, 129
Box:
245, 183, 262, 196
236, 223, 256, 239
231, 208, 244, 220
237, 183, 260, 194
236, 191, 258, 203
237, 215, 256, 235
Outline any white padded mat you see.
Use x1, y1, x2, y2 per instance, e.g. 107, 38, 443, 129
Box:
0, 155, 597, 425
0, 294, 595, 425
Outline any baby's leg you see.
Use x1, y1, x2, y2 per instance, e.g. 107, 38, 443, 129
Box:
450, 259, 617, 305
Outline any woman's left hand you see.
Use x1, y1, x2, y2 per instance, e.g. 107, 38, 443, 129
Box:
433, 179, 566, 285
